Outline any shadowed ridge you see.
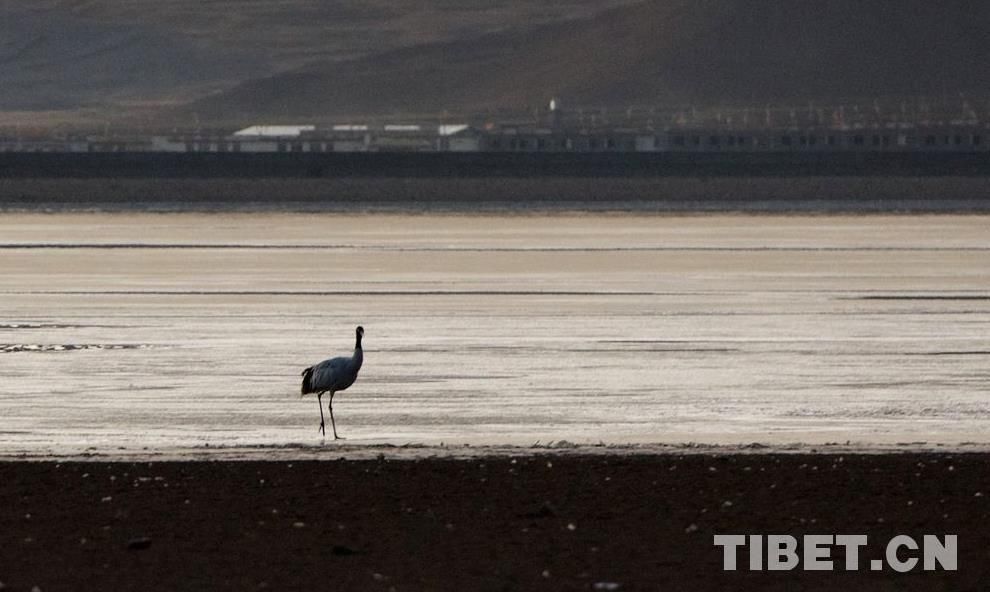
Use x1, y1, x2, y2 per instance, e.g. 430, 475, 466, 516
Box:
189, 0, 990, 120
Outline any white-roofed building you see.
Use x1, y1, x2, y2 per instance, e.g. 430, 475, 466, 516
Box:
383, 124, 421, 132
437, 125, 481, 152
233, 125, 316, 138
438, 124, 470, 136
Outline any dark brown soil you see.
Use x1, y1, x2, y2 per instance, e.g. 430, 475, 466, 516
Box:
1, 453, 987, 591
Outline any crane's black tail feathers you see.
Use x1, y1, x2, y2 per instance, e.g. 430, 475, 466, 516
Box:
301, 366, 314, 396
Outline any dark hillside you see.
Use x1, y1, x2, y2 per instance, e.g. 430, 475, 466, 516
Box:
0, 0, 631, 118
191, 0, 990, 120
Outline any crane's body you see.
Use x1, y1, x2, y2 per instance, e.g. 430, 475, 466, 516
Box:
301, 326, 364, 439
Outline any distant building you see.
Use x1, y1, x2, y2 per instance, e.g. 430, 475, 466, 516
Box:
34, 118, 990, 155
232, 125, 316, 138
438, 125, 482, 152
0, 138, 88, 152
479, 127, 640, 153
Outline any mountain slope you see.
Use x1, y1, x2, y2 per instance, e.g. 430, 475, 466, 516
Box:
0, 0, 633, 115
190, 0, 990, 121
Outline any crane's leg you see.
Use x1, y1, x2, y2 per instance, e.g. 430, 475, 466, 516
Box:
317, 392, 326, 436
329, 391, 344, 440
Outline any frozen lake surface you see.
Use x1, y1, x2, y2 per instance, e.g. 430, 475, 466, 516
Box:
1, 213, 988, 456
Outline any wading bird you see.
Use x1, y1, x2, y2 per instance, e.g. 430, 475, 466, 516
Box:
301, 326, 364, 439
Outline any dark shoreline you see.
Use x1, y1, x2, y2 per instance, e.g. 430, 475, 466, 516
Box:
1, 453, 985, 591
2, 176, 990, 213
2, 152, 990, 213
4, 152, 990, 179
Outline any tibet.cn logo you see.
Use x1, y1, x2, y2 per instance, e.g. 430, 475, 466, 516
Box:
714, 534, 957, 572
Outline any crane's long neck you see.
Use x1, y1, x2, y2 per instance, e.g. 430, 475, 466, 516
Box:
352, 332, 363, 369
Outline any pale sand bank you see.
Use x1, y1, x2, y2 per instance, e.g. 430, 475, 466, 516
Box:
1, 213, 988, 456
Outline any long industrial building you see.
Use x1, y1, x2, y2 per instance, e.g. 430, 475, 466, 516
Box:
3, 117, 989, 155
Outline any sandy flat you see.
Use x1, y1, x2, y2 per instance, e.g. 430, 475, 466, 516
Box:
0, 213, 988, 457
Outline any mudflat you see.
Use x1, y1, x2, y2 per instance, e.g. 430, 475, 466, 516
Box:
1, 214, 989, 453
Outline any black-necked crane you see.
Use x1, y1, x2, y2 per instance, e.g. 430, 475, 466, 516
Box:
301, 326, 364, 439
